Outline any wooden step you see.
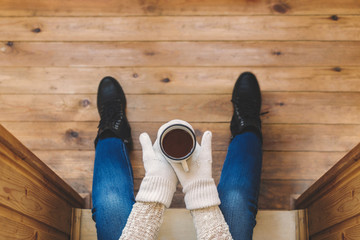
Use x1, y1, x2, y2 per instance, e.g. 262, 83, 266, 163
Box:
71, 208, 308, 240
296, 143, 360, 239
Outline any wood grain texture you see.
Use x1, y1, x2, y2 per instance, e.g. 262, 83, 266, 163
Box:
3, 122, 360, 152
1, 93, 359, 123
62, 178, 311, 209
296, 144, 360, 237
1, 67, 359, 94
0, 125, 84, 207
1, 0, 359, 213
311, 215, 360, 240
0, 205, 67, 240
307, 171, 360, 236
2, 16, 360, 41
0, 124, 84, 237
296, 143, 360, 208
1, 121, 357, 210
33, 150, 344, 181
30, 150, 342, 207
259, 180, 312, 210
1, 42, 360, 67
0, 142, 73, 234
1, 0, 359, 16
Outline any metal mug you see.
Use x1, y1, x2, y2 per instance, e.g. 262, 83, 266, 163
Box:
159, 123, 196, 172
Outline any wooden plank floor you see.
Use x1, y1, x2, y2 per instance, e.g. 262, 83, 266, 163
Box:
1, 0, 359, 210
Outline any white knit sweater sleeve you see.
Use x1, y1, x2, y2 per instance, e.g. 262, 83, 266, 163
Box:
191, 206, 233, 240
119, 202, 165, 240
119, 203, 232, 240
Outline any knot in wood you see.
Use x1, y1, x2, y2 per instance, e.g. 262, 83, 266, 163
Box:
32, 28, 42, 33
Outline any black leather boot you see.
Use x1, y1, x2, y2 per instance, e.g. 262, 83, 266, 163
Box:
94, 76, 133, 150
230, 72, 262, 141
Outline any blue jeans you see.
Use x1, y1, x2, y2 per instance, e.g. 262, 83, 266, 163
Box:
92, 138, 135, 240
218, 132, 263, 240
92, 132, 262, 240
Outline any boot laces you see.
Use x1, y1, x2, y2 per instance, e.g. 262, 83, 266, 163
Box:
232, 96, 259, 120
98, 100, 124, 130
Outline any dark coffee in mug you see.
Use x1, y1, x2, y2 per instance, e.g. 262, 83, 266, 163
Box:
162, 128, 194, 159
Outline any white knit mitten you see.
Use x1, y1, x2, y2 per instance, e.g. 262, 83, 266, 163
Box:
158, 120, 220, 210
135, 133, 178, 208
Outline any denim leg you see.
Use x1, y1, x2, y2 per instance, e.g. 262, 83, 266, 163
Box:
217, 132, 263, 240
92, 138, 135, 240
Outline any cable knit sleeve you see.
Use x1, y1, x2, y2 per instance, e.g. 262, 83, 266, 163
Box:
119, 203, 232, 240
191, 206, 233, 240
119, 202, 166, 240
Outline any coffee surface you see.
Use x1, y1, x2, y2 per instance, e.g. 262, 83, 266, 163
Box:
162, 129, 194, 159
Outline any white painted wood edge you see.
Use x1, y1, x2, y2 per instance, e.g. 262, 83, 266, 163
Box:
77, 209, 304, 240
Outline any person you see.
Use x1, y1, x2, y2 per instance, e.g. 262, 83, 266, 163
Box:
91, 72, 263, 240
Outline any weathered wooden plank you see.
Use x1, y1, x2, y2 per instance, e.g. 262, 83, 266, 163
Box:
295, 144, 360, 237
0, 204, 67, 240
0, 142, 73, 234
344, 224, 360, 240
311, 215, 360, 240
1, 42, 360, 67
0, 124, 85, 236
1, 93, 359, 123
296, 143, 360, 208
2, 16, 360, 41
307, 170, 360, 236
0, 214, 35, 240
31, 149, 343, 199
1, 0, 359, 16
1, 67, 359, 94
260, 151, 343, 181
60, 177, 312, 209
33, 150, 344, 181
60, 177, 308, 209
259, 180, 313, 210
30, 150, 343, 199
0, 125, 84, 208
3, 122, 359, 152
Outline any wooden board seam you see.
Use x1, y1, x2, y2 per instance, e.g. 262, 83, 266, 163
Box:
310, 212, 360, 239
0, 202, 69, 237
0, 125, 84, 207
0, 143, 82, 210
296, 143, 360, 208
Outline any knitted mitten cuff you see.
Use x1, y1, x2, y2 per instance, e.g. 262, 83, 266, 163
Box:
183, 179, 221, 210
136, 176, 176, 208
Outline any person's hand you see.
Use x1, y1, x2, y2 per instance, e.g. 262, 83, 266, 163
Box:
135, 132, 178, 208
157, 120, 220, 210
172, 130, 220, 210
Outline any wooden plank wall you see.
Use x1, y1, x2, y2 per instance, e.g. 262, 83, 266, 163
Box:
296, 143, 360, 239
0, 0, 359, 209
0, 124, 84, 239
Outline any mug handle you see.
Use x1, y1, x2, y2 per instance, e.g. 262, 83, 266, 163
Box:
181, 161, 189, 172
